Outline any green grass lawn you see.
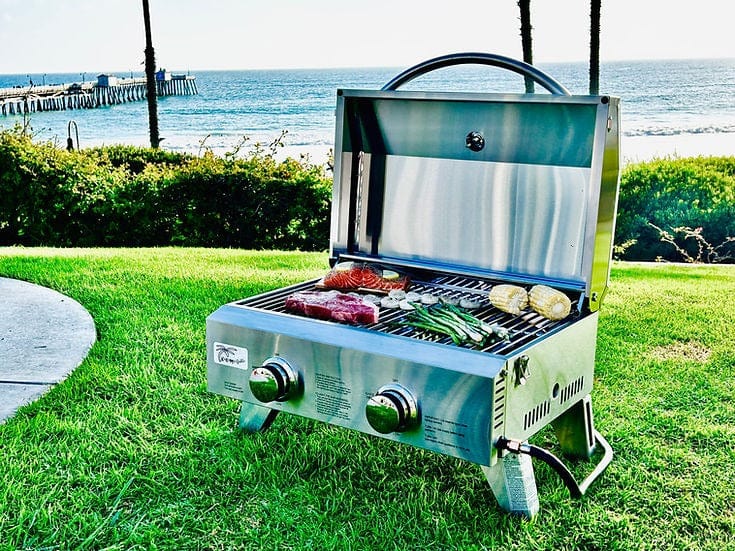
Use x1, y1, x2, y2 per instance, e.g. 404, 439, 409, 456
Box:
1, 248, 733, 550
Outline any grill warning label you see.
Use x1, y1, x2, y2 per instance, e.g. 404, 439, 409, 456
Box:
423, 415, 471, 453
315, 373, 351, 395
315, 393, 352, 420
314, 373, 352, 420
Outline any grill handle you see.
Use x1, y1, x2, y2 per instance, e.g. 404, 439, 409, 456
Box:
381, 52, 571, 95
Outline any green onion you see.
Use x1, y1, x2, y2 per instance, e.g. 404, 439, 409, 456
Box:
396, 303, 506, 347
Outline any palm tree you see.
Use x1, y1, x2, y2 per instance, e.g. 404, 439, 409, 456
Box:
517, 0, 534, 93
142, 0, 160, 148
589, 0, 601, 95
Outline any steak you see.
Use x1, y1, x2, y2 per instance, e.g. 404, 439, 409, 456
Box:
285, 290, 379, 324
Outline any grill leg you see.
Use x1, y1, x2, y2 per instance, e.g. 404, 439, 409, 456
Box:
552, 394, 596, 459
238, 402, 279, 432
482, 449, 539, 518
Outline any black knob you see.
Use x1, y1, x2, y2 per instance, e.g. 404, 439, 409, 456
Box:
465, 131, 485, 152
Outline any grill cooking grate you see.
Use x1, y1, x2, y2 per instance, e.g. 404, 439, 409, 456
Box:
236, 273, 580, 356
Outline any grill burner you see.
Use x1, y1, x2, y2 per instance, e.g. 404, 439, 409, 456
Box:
207, 52, 620, 517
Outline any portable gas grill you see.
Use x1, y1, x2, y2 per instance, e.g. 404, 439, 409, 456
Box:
207, 53, 620, 517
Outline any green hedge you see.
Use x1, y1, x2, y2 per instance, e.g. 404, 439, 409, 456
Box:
615, 156, 735, 263
0, 129, 127, 246
0, 128, 332, 250
1, 127, 733, 262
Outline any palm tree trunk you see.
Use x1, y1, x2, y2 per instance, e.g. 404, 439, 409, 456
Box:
589, 0, 601, 95
142, 0, 160, 149
518, 0, 534, 93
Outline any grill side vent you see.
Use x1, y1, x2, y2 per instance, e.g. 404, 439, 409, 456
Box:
560, 376, 585, 405
493, 375, 506, 432
523, 399, 550, 431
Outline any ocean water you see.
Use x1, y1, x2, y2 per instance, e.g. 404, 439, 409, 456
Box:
1, 58, 734, 163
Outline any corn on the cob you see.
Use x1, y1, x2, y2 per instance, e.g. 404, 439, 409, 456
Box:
488, 284, 529, 315
528, 285, 571, 321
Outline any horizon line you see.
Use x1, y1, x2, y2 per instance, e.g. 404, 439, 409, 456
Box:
2, 55, 734, 78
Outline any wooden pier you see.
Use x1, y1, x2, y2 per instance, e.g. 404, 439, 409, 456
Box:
0, 74, 197, 116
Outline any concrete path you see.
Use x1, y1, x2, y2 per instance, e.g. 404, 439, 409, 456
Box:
0, 278, 96, 423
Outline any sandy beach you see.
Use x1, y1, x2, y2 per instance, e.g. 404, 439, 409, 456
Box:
621, 132, 735, 164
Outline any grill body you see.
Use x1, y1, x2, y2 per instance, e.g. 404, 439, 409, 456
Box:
207, 53, 620, 516
208, 278, 599, 466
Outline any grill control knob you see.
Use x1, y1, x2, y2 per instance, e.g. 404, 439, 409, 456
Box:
248, 357, 300, 403
365, 383, 419, 434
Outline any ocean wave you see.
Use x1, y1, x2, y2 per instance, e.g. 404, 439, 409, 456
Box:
625, 124, 735, 137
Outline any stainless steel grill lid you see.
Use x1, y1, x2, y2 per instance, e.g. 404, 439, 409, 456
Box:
330, 63, 620, 310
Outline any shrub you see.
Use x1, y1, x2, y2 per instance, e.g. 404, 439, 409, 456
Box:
150, 154, 331, 249
0, 128, 332, 250
0, 128, 129, 246
86, 144, 193, 174
615, 156, 735, 263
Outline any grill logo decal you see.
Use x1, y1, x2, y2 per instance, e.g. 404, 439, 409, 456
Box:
213, 342, 248, 367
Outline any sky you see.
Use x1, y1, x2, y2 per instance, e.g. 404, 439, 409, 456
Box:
0, 0, 733, 75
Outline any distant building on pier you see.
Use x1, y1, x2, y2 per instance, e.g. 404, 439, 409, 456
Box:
96, 74, 119, 87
